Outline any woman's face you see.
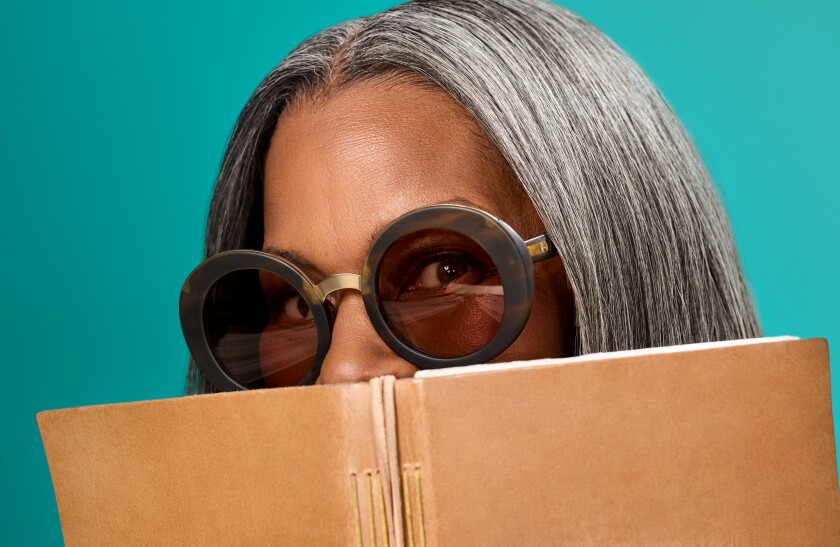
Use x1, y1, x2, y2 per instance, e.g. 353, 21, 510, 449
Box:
263, 77, 575, 384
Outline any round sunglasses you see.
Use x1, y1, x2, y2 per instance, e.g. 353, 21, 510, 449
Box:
179, 204, 558, 391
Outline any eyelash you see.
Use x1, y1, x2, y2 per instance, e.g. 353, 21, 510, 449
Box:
269, 292, 311, 322
400, 251, 483, 292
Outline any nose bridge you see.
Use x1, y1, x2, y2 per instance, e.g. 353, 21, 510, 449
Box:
314, 273, 361, 300
315, 289, 418, 384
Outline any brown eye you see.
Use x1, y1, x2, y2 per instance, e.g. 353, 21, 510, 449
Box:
281, 293, 313, 321
410, 254, 485, 291
375, 227, 507, 359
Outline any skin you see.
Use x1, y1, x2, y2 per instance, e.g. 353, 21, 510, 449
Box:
262, 76, 575, 385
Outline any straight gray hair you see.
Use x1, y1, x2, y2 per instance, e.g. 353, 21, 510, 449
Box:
186, 0, 761, 394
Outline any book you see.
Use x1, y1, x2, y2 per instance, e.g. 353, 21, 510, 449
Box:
37, 336, 840, 545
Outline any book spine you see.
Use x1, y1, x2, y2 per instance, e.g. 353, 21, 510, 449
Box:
370, 376, 404, 547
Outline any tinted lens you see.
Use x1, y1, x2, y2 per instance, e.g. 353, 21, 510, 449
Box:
203, 269, 318, 388
377, 229, 504, 358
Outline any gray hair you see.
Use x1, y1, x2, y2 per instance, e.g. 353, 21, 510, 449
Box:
187, 0, 761, 394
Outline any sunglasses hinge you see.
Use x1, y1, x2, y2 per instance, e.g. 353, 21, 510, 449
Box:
525, 234, 557, 263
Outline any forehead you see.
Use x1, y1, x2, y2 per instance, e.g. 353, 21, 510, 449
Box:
262, 78, 528, 272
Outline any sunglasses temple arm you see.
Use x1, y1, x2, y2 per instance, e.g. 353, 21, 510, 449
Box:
525, 234, 558, 264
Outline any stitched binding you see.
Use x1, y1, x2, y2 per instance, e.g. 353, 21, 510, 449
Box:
401, 464, 426, 547
401, 468, 414, 547
414, 466, 426, 547
366, 471, 376, 545
375, 470, 390, 547
350, 473, 363, 547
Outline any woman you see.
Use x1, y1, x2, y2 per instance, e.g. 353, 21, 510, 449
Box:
180, 0, 761, 394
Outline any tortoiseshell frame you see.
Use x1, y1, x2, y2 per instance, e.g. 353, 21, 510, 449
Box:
179, 204, 557, 391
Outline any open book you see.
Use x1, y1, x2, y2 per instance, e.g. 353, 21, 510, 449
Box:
38, 337, 840, 545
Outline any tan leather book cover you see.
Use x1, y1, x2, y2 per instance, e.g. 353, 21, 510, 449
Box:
37, 383, 388, 545
38, 337, 840, 545
397, 337, 840, 545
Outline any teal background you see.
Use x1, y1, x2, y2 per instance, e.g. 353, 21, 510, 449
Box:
1, 0, 837, 543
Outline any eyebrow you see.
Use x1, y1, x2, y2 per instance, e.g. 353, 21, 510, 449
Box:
260, 247, 327, 279
364, 196, 488, 246
436, 196, 482, 209
262, 196, 488, 275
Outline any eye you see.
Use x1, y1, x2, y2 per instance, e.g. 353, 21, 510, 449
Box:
272, 293, 313, 322
407, 253, 485, 292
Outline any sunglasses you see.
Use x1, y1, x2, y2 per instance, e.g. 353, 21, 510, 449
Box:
179, 204, 558, 391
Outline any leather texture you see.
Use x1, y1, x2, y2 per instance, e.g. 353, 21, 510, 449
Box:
38, 383, 381, 545
395, 337, 840, 545
38, 338, 840, 545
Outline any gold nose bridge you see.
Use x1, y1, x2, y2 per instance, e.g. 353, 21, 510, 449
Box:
314, 273, 362, 300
